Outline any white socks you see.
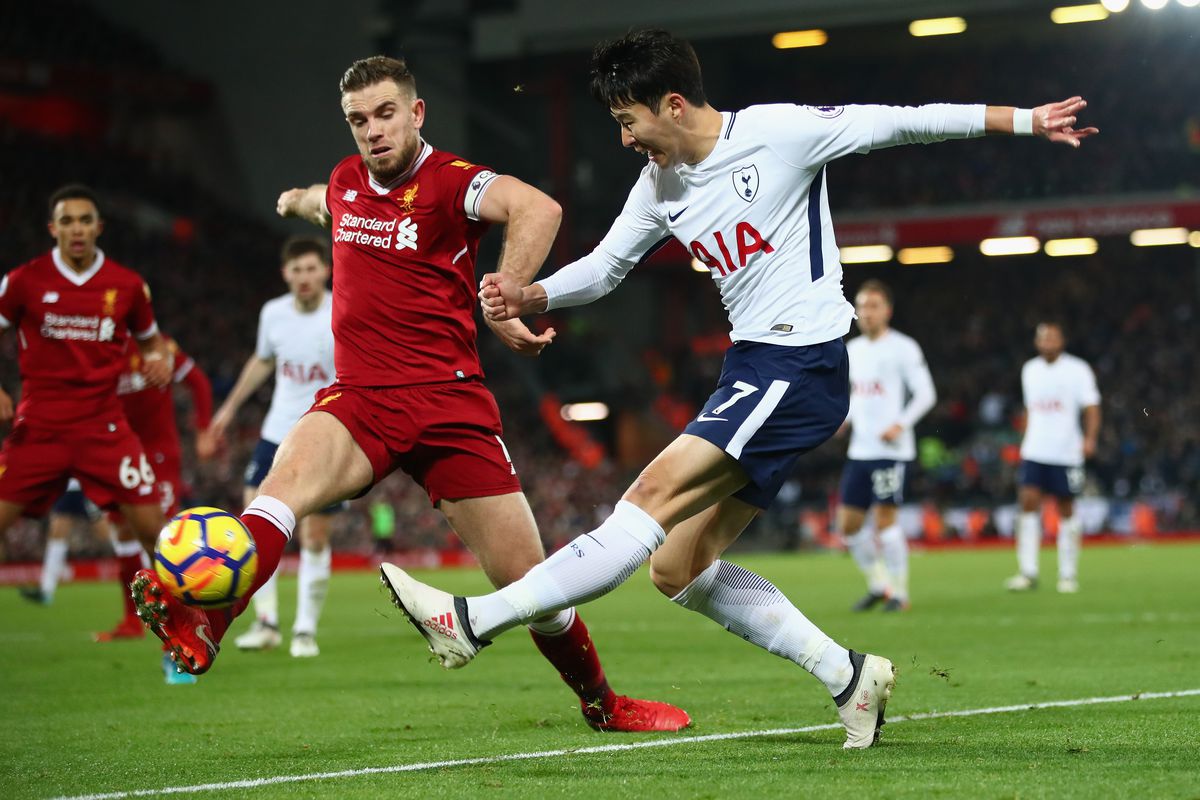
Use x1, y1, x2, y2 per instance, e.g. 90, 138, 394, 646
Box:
1016, 511, 1042, 578
40, 539, 69, 599
527, 607, 576, 636
253, 572, 280, 628
294, 546, 331, 636
244, 495, 297, 540
1058, 515, 1082, 581
672, 560, 854, 697
878, 524, 909, 602
846, 529, 889, 596
467, 500, 666, 640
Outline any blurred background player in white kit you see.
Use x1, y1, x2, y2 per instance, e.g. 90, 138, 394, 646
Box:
837, 280, 935, 612
1006, 322, 1100, 594
200, 237, 338, 657
18, 479, 110, 606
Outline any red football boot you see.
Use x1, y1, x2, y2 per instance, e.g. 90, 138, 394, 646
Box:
582, 695, 693, 733
93, 616, 145, 642
130, 569, 219, 675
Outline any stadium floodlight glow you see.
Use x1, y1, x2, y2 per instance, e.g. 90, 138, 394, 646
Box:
560, 402, 609, 422
1178, 0, 1200, 8
1051, 4, 1111, 23
1130, 227, 1189, 246
839, 244, 893, 263
1044, 237, 1099, 256
1140, 0, 1168, 8
1190, 231, 1200, 248
1101, 0, 1130, 9
909, 17, 968, 36
979, 236, 1041, 256
690, 257, 710, 273
772, 29, 828, 49
897, 246, 955, 264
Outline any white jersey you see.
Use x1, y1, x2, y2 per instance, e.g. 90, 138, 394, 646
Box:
1020, 353, 1100, 467
540, 103, 985, 345
846, 329, 936, 461
256, 292, 335, 444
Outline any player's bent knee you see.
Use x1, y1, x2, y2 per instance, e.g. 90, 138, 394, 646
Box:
648, 554, 698, 598
624, 468, 672, 511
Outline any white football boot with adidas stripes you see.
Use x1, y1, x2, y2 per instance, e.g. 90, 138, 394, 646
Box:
380, 563, 488, 668
834, 651, 896, 749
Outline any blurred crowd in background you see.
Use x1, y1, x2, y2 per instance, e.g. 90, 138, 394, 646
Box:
1, 2, 1197, 562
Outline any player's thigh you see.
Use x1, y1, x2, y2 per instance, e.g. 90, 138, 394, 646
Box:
258, 411, 374, 518
1018, 485, 1042, 512
649, 496, 759, 597
116, 502, 163, 550
439, 491, 545, 588
624, 434, 750, 531
0, 500, 25, 534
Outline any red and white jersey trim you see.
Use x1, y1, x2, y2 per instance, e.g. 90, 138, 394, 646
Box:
51, 247, 106, 286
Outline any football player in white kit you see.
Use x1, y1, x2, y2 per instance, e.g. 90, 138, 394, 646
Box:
200, 237, 338, 657
1006, 322, 1100, 594
838, 280, 935, 612
381, 29, 1097, 748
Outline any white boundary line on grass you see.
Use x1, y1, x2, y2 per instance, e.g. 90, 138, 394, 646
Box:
54, 688, 1200, 800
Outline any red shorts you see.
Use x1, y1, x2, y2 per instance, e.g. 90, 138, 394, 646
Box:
146, 449, 183, 518
0, 418, 160, 517
306, 380, 521, 505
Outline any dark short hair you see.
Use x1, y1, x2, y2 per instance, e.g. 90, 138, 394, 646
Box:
280, 236, 330, 266
857, 279, 893, 306
339, 56, 416, 97
48, 184, 100, 220
589, 29, 706, 111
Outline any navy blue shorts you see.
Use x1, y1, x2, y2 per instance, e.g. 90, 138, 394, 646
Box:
683, 339, 849, 509
1019, 459, 1084, 499
839, 459, 908, 510
51, 488, 101, 521
245, 439, 348, 515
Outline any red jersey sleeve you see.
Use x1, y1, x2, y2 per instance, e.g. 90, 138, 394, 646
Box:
128, 280, 158, 340
438, 158, 499, 223
174, 355, 213, 430
0, 267, 26, 329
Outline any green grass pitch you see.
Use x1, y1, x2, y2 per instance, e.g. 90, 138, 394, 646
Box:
1, 542, 1197, 799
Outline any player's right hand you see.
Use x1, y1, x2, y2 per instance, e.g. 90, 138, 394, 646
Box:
276, 188, 307, 218
478, 273, 525, 321
195, 429, 219, 461
0, 388, 13, 423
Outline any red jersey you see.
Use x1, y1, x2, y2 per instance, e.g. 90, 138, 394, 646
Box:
117, 337, 212, 456
325, 144, 498, 387
0, 248, 157, 429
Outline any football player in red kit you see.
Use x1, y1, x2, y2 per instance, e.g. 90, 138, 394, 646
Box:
133, 56, 689, 732
97, 336, 212, 652
0, 185, 173, 552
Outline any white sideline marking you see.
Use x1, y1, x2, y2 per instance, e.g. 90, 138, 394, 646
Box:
53, 688, 1200, 800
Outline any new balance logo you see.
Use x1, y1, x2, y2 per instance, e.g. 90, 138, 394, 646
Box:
42, 291, 59, 304
396, 217, 419, 251
423, 613, 457, 640
343, 189, 358, 202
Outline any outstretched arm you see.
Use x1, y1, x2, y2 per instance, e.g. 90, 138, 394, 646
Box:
277, 185, 331, 228
475, 175, 562, 356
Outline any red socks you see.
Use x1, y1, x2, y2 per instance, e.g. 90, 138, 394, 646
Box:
528, 611, 615, 710
203, 503, 293, 642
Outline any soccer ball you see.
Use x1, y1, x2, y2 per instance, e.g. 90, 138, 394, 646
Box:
154, 507, 258, 608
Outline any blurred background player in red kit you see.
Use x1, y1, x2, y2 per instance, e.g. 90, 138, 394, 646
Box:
132, 55, 690, 732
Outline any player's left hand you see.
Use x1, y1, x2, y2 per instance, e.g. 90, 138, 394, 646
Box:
141, 351, 173, 387
483, 316, 556, 357
881, 423, 904, 443
1033, 97, 1099, 148
1083, 437, 1098, 459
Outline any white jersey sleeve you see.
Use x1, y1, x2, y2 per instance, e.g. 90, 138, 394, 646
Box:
757, 103, 986, 169
541, 167, 669, 310
254, 303, 274, 361
1076, 361, 1101, 408
897, 338, 936, 428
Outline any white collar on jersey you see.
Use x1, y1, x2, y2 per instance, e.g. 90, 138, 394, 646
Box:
367, 140, 433, 195
51, 246, 106, 286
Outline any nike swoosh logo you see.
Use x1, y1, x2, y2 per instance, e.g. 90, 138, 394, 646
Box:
668, 207, 689, 223
194, 625, 218, 654
695, 413, 727, 422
